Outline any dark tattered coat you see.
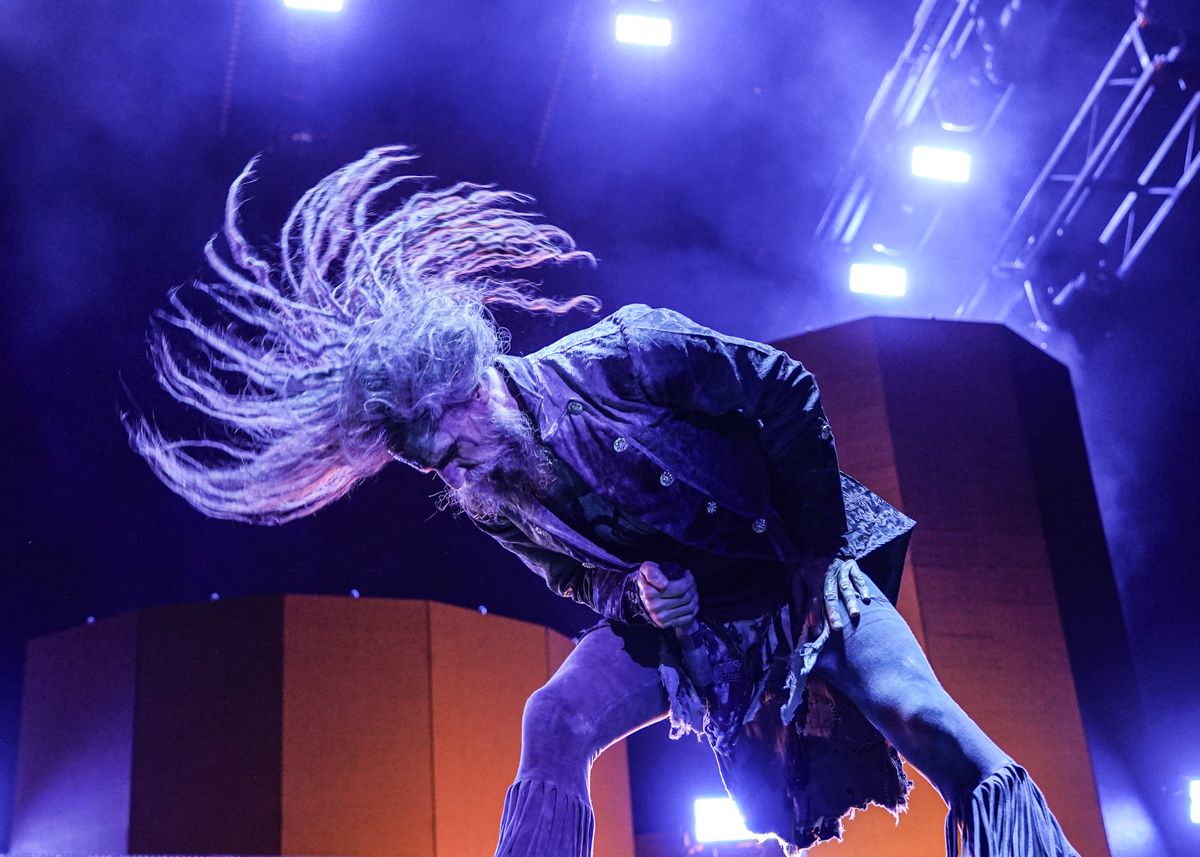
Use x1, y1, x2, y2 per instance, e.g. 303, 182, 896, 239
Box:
485, 303, 913, 619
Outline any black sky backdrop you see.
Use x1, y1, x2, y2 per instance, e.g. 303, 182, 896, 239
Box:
2, 1, 1198, 854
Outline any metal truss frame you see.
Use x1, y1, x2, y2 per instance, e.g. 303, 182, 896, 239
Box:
816, 0, 1008, 246
958, 14, 1195, 323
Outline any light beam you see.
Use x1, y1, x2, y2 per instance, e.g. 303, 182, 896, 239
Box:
850, 263, 907, 296
616, 14, 672, 46
911, 145, 971, 183
695, 797, 756, 843
285, 0, 343, 11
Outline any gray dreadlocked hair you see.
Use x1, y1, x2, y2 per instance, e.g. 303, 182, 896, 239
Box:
127, 145, 598, 524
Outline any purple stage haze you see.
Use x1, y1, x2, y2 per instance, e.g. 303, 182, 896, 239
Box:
0, 1, 1198, 855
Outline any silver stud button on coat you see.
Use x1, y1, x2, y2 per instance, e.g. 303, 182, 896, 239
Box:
613, 437, 629, 453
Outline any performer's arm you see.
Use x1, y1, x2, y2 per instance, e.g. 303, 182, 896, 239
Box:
473, 516, 648, 623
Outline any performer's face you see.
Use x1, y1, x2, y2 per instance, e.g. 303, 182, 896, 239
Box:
418, 369, 516, 491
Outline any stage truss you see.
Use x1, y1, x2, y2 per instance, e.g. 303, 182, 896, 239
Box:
817, 1, 1197, 343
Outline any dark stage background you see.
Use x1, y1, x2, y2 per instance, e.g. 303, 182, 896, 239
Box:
1, 1, 1198, 855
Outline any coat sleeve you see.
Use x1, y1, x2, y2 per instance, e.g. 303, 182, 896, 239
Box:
472, 515, 649, 623
617, 306, 849, 560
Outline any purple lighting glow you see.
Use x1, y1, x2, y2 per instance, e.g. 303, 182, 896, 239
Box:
849, 263, 907, 297
615, 15, 672, 46
911, 145, 970, 183
694, 797, 755, 842
284, 0, 343, 11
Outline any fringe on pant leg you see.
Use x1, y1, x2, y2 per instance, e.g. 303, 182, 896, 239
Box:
495, 779, 596, 857
945, 763, 1080, 857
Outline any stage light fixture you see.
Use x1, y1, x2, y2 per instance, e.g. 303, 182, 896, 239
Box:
615, 14, 672, 46
285, 0, 343, 11
694, 797, 755, 842
911, 146, 970, 183
850, 263, 907, 296
1190, 779, 1200, 824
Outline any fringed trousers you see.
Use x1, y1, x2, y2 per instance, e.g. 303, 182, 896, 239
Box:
494, 577, 1079, 857
495, 624, 668, 857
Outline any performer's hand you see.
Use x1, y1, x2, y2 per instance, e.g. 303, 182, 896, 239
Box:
823, 558, 872, 631
637, 561, 699, 630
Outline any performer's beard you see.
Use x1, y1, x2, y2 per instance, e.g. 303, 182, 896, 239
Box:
439, 406, 555, 521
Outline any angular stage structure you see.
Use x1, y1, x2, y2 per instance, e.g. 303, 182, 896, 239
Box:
773, 318, 1121, 857
13, 317, 1126, 857
10, 597, 634, 857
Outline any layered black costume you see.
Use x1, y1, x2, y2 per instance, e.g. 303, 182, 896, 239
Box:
478, 304, 917, 849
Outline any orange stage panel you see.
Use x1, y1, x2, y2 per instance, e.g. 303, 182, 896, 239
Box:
11, 596, 634, 857
777, 318, 1112, 857
281, 597, 435, 857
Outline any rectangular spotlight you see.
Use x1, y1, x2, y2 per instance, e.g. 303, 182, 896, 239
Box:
695, 797, 755, 843
850, 263, 907, 296
912, 145, 970, 183
285, 0, 343, 10
616, 14, 672, 46
1190, 779, 1200, 824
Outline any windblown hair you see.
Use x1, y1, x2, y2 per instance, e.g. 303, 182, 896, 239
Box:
127, 145, 598, 524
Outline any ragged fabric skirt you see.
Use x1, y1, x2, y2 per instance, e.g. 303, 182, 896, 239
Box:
497, 475, 1078, 857
629, 530, 915, 853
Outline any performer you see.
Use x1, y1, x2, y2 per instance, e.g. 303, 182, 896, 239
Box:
128, 147, 1079, 857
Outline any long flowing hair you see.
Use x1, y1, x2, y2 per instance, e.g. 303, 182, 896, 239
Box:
127, 145, 597, 524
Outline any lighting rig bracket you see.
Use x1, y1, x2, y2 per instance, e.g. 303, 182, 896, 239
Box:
815, 0, 1024, 278
958, 13, 1196, 334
